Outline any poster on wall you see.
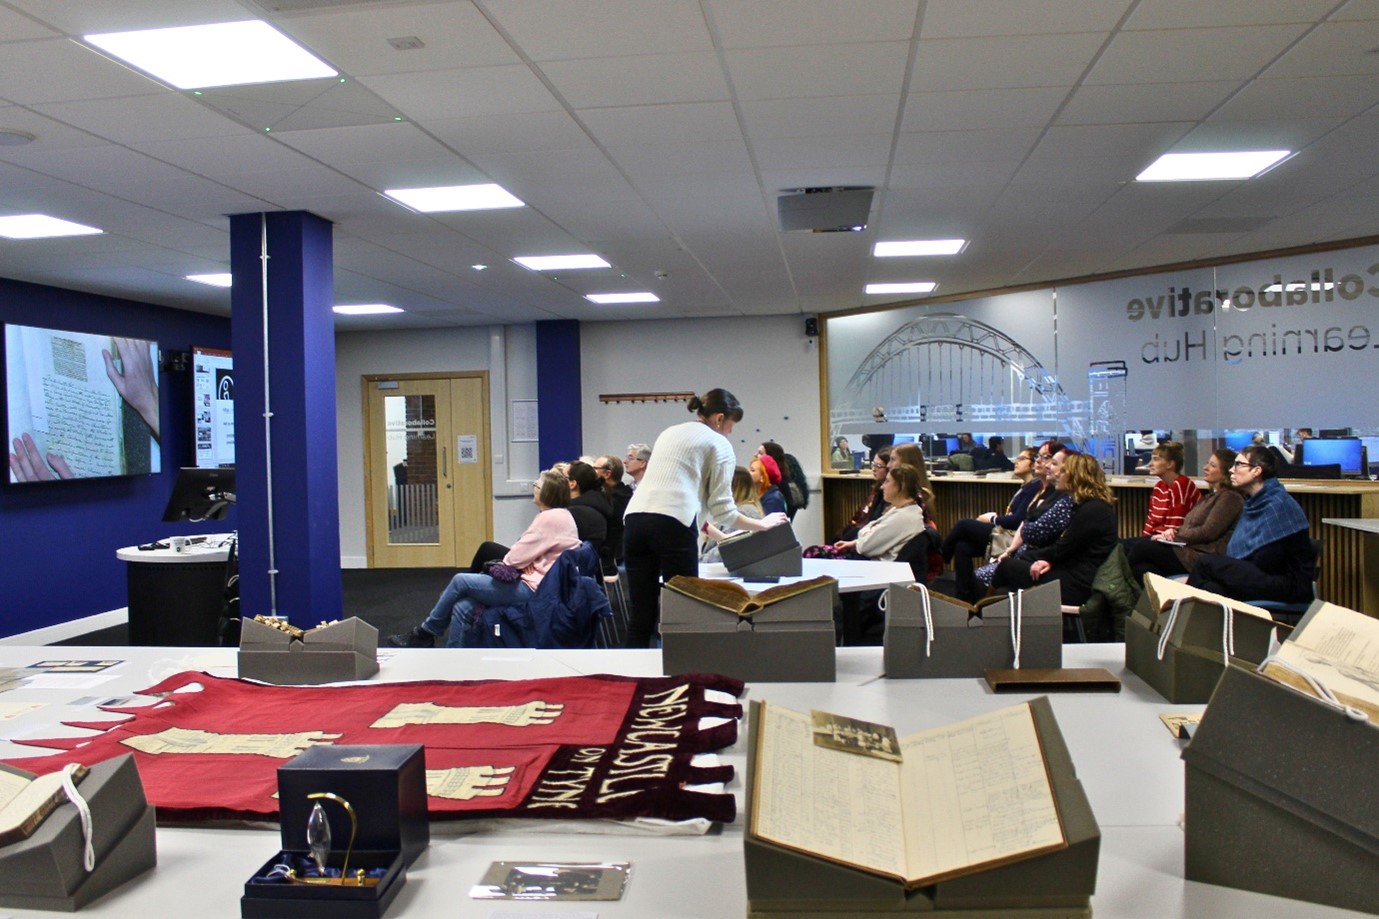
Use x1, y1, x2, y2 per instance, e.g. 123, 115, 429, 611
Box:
5, 324, 161, 483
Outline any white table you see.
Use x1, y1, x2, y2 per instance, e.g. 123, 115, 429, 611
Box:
0, 643, 1368, 918
697, 557, 913, 593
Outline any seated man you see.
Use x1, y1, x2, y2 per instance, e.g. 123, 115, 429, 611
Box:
971, 435, 1015, 472
1188, 445, 1315, 606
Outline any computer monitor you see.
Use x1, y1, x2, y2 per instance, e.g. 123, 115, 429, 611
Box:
1318, 427, 1353, 439
1295, 439, 1366, 477
944, 436, 961, 454
162, 466, 237, 522
1223, 431, 1256, 452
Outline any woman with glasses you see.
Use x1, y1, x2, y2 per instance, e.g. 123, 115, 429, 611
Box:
832, 447, 892, 542
1128, 447, 1244, 583
1187, 445, 1316, 605
942, 446, 1040, 602
990, 452, 1118, 607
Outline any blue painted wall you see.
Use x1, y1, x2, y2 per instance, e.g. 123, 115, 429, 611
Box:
0, 277, 232, 638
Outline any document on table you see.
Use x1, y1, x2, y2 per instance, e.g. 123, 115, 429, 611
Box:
1265, 601, 1379, 718
751, 700, 1066, 888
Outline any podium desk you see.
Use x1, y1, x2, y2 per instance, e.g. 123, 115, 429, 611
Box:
114, 537, 233, 646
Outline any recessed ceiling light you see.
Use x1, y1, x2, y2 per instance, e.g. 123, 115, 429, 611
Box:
0, 214, 103, 239
471, 264, 487, 271
333, 304, 403, 315
873, 239, 966, 257
383, 184, 524, 213
186, 273, 233, 288
514, 254, 611, 271
84, 21, 336, 90
865, 282, 937, 295
1136, 151, 1291, 182
586, 292, 660, 304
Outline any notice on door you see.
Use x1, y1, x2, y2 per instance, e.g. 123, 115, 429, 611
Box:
457, 434, 478, 464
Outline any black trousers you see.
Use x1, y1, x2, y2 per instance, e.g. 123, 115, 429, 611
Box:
1189, 554, 1296, 604
467, 541, 509, 572
942, 518, 994, 603
622, 512, 698, 648
990, 556, 1091, 607
1126, 538, 1187, 583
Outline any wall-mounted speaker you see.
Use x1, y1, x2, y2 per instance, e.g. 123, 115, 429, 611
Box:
804, 317, 819, 337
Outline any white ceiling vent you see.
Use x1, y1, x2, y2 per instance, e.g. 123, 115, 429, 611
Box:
778, 186, 874, 233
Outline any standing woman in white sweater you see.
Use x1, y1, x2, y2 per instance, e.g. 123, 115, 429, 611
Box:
622, 389, 787, 647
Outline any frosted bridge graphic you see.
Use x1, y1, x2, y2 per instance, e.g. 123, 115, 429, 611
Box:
832, 314, 1127, 463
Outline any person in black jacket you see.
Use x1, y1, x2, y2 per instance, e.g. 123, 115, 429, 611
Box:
759, 441, 809, 520
594, 454, 632, 564
566, 461, 613, 570
991, 451, 1118, 606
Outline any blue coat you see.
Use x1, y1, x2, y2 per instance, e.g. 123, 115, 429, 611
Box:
464, 542, 611, 649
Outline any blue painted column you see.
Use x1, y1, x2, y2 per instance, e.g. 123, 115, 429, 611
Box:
535, 319, 583, 470
229, 211, 341, 625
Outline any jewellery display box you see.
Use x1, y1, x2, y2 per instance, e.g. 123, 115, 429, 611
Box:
1124, 576, 1281, 703
660, 575, 835, 682
717, 522, 803, 578
242, 744, 427, 919
883, 581, 1062, 679
238, 616, 380, 686
1182, 664, 1379, 915
743, 697, 1100, 917
0, 754, 157, 912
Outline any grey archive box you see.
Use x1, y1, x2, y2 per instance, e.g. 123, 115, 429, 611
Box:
1182, 664, 1379, 915
743, 697, 1100, 917
717, 521, 803, 578
883, 581, 1062, 679
239, 616, 380, 685
660, 575, 835, 682
1123, 589, 1282, 704
0, 754, 157, 912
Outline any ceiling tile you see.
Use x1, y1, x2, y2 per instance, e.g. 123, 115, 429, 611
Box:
909, 33, 1109, 92
902, 87, 1069, 132
1056, 81, 1239, 125
483, 0, 713, 60
724, 42, 912, 101
743, 95, 902, 140
708, 0, 921, 48
544, 51, 729, 109
921, 0, 1132, 37
578, 101, 742, 146
361, 64, 561, 120
1086, 25, 1311, 84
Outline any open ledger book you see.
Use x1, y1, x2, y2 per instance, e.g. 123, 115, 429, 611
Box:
0, 763, 88, 846
1141, 573, 1276, 623
1261, 601, 1379, 721
749, 700, 1067, 889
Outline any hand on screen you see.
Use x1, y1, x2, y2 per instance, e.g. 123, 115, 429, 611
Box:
9, 433, 74, 481
103, 337, 160, 441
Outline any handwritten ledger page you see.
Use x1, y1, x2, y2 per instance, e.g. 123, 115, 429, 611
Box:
751, 701, 1065, 887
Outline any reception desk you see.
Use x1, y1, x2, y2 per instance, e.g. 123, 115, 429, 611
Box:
823, 473, 1379, 612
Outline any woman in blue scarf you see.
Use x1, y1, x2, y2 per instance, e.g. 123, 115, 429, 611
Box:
1188, 445, 1315, 605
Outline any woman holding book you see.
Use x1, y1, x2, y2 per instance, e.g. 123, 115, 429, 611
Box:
990, 452, 1118, 607
1128, 447, 1244, 583
622, 388, 788, 647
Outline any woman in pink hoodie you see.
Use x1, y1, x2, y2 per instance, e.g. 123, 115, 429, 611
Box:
388, 469, 580, 648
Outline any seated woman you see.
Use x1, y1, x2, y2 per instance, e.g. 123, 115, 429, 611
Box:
750, 453, 788, 515
829, 436, 854, 469
942, 446, 1039, 602
888, 442, 936, 519
990, 452, 1118, 608
388, 469, 581, 648
1128, 448, 1243, 583
1122, 440, 1201, 559
833, 447, 891, 541
831, 462, 927, 562
967, 442, 1068, 600
1188, 445, 1316, 606
700, 467, 764, 563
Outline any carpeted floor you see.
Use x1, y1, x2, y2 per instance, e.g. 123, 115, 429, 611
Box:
53, 567, 459, 647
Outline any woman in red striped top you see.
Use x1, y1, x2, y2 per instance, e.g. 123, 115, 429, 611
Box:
1141, 440, 1201, 536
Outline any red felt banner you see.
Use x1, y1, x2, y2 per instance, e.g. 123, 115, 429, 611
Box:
6, 671, 744, 824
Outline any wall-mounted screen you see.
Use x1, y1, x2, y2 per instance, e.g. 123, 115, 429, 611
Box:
5, 324, 161, 483
191, 345, 233, 468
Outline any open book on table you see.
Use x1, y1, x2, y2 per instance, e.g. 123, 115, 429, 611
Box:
1141, 573, 1275, 622
748, 700, 1067, 889
0, 762, 88, 847
662, 575, 832, 617
1261, 601, 1379, 721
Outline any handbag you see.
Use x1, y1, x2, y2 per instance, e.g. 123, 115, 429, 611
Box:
986, 524, 1016, 561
